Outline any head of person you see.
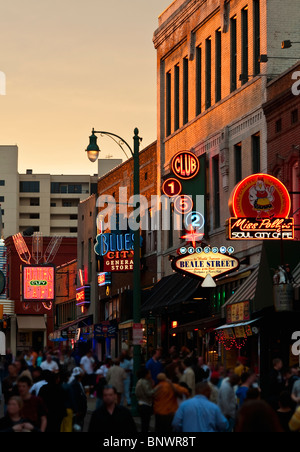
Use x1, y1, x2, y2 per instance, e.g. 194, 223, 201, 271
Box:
102, 385, 117, 407
183, 357, 193, 369
195, 382, 211, 399
46, 353, 52, 363
229, 374, 241, 387
7, 396, 23, 418
235, 400, 283, 432
240, 371, 256, 386
273, 358, 283, 371
153, 348, 162, 360
7, 363, 18, 377
17, 376, 32, 398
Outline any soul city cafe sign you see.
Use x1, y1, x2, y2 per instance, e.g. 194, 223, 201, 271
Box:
227, 174, 294, 240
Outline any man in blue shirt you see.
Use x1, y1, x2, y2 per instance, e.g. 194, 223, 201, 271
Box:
145, 349, 163, 385
172, 382, 228, 432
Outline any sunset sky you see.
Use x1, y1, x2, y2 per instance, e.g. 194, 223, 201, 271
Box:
0, 0, 172, 175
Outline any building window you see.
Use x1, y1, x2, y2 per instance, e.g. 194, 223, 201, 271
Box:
253, 0, 260, 76
0, 196, 4, 202
196, 46, 202, 116
230, 16, 237, 92
174, 64, 180, 131
0, 180, 5, 186
234, 142, 242, 183
252, 133, 261, 173
19, 181, 40, 193
215, 29, 222, 102
205, 38, 212, 109
30, 198, 40, 206
29, 213, 40, 219
275, 119, 282, 133
241, 7, 249, 85
70, 227, 77, 233
183, 57, 189, 125
291, 109, 298, 124
213, 156, 220, 229
166, 71, 171, 136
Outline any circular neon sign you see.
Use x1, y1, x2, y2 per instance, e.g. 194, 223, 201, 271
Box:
171, 151, 200, 180
229, 174, 291, 218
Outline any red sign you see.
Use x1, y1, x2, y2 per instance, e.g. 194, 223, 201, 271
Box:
23, 265, 55, 302
76, 286, 91, 305
228, 174, 294, 241
103, 250, 134, 272
162, 178, 182, 197
174, 195, 193, 214
229, 173, 291, 219
171, 151, 200, 180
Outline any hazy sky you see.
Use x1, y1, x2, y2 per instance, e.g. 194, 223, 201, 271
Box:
0, 0, 172, 175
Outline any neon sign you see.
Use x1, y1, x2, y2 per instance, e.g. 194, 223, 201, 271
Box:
76, 286, 91, 306
162, 178, 182, 198
171, 151, 200, 180
23, 265, 55, 302
227, 174, 294, 240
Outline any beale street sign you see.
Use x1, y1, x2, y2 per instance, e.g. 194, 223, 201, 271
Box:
227, 174, 294, 241
171, 251, 239, 281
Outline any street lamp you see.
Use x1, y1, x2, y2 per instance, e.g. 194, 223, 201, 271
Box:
85, 127, 142, 415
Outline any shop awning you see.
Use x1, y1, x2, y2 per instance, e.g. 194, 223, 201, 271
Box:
214, 318, 261, 331
141, 273, 201, 314
292, 262, 300, 289
170, 314, 222, 334
58, 315, 92, 331
17, 315, 46, 331
221, 266, 259, 317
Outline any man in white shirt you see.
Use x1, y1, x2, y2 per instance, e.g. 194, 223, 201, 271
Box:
40, 353, 59, 373
80, 350, 95, 397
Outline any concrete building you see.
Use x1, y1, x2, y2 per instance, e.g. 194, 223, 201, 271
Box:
0, 145, 121, 238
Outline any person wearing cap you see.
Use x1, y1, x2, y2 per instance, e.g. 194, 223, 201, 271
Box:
68, 367, 87, 431
94, 367, 107, 409
153, 373, 189, 433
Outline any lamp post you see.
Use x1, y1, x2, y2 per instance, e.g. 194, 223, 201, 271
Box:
85, 127, 142, 415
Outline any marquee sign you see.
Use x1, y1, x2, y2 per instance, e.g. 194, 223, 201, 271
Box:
22, 265, 55, 302
227, 174, 294, 240
171, 251, 239, 281
171, 151, 200, 180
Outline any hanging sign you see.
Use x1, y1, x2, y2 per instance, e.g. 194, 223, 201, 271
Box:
171, 151, 200, 180
94, 232, 141, 272
162, 178, 182, 198
227, 174, 294, 240
76, 286, 91, 306
22, 265, 55, 302
171, 251, 239, 281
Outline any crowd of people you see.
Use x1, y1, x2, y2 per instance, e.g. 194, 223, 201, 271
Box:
1, 345, 300, 433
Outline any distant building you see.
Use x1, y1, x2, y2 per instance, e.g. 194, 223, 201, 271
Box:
0, 145, 121, 238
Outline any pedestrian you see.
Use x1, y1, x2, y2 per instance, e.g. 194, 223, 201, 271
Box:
99, 357, 112, 379
106, 358, 127, 405
17, 375, 47, 432
146, 348, 164, 385
208, 371, 220, 405
276, 391, 294, 432
172, 382, 228, 432
235, 400, 283, 432
68, 367, 87, 432
0, 396, 38, 432
1, 363, 18, 412
38, 371, 67, 432
120, 352, 132, 407
153, 373, 189, 433
94, 368, 107, 410
236, 371, 257, 408
30, 368, 48, 396
192, 357, 210, 384
218, 373, 240, 431
135, 367, 155, 433
291, 374, 300, 406
164, 353, 182, 383
80, 350, 96, 397
88, 385, 137, 433
40, 353, 59, 373
60, 371, 75, 433
268, 358, 285, 410
60, 348, 76, 375
179, 357, 196, 396
234, 357, 250, 377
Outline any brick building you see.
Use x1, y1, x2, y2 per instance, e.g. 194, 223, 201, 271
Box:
146, 0, 300, 361
263, 62, 300, 240
78, 142, 158, 359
